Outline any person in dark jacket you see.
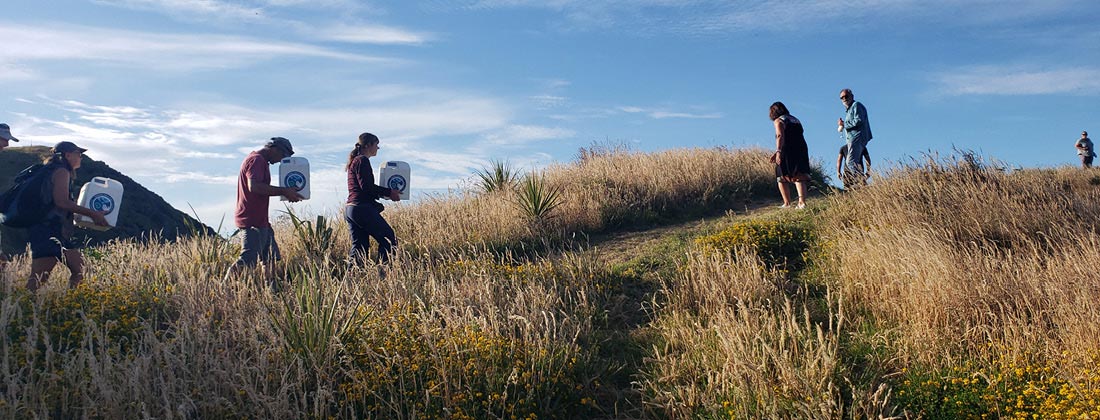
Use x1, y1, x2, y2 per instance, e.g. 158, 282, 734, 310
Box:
345, 132, 401, 268
837, 143, 871, 188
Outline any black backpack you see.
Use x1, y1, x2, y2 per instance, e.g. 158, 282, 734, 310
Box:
0, 163, 58, 228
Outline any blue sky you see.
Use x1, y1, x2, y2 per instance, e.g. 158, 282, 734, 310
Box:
2, 0, 1098, 227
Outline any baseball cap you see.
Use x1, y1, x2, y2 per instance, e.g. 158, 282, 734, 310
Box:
52, 141, 88, 154
266, 137, 294, 156
0, 123, 18, 142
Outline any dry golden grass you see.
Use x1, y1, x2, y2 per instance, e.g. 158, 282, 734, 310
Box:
386, 146, 778, 253
0, 146, 779, 418
822, 157, 1100, 366
3, 147, 1096, 418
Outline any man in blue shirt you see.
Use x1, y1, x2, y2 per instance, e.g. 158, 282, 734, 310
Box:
837, 89, 873, 177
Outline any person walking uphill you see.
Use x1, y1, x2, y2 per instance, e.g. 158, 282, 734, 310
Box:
1076, 131, 1094, 169
769, 102, 811, 209
224, 137, 304, 283
26, 142, 109, 292
345, 133, 400, 270
837, 88, 873, 178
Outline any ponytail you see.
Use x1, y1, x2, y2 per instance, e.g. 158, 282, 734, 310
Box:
43, 152, 74, 174
346, 132, 380, 171
345, 143, 362, 171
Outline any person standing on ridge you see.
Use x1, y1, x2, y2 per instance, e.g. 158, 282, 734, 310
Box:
1076, 131, 1094, 169
837, 88, 873, 179
837, 143, 871, 189
25, 142, 109, 292
224, 137, 304, 284
345, 133, 400, 272
769, 102, 811, 209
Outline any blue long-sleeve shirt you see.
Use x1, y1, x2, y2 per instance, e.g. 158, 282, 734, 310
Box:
843, 101, 873, 144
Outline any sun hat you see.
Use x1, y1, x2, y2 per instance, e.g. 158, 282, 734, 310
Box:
52, 141, 87, 154
266, 136, 294, 156
0, 123, 18, 142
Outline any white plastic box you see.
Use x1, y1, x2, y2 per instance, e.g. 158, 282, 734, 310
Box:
379, 161, 410, 200
279, 157, 310, 201
76, 177, 124, 231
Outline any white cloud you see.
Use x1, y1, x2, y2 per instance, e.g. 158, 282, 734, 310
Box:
92, 0, 371, 22
92, 0, 423, 45
307, 23, 432, 45
0, 23, 384, 72
933, 66, 1100, 96
92, 0, 266, 22
528, 95, 568, 109
483, 125, 575, 146
617, 105, 722, 119
0, 63, 37, 82
649, 111, 722, 119
163, 172, 237, 184
460, 0, 1090, 34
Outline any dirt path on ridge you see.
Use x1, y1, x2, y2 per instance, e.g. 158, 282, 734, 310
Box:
579, 199, 784, 419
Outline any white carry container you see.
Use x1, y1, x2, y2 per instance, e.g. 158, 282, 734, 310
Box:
76, 177, 124, 231
379, 161, 410, 200
279, 157, 310, 201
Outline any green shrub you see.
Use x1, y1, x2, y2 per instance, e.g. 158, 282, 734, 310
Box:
695, 219, 815, 273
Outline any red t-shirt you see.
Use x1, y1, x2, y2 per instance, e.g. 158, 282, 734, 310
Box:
234, 151, 271, 228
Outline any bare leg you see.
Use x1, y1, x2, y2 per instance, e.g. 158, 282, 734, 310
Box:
777, 180, 792, 206
27, 257, 59, 293
795, 181, 808, 206
63, 249, 84, 289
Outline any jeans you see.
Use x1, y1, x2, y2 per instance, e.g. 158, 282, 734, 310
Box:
845, 137, 869, 175
345, 203, 396, 265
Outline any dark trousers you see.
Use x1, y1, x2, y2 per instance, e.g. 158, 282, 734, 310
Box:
345, 204, 396, 265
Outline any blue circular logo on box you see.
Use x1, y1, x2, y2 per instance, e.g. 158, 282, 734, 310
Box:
285, 171, 306, 191
387, 175, 407, 192
90, 193, 115, 215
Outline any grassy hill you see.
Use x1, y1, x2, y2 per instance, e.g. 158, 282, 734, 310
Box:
0, 146, 214, 255
0, 146, 1096, 419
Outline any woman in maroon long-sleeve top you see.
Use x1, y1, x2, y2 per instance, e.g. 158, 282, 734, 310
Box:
346, 132, 401, 266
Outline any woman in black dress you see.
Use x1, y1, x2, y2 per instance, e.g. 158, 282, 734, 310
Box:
769, 102, 811, 209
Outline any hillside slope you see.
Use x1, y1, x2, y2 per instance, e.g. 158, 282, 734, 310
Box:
0, 146, 213, 255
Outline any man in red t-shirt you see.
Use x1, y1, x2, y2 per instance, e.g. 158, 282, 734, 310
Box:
224, 137, 305, 283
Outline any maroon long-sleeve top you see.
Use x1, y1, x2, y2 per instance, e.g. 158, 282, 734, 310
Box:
347, 156, 392, 205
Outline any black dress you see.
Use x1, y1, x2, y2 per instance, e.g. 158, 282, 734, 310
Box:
775, 115, 811, 182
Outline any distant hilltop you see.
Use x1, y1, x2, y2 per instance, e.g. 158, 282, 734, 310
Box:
0, 146, 215, 255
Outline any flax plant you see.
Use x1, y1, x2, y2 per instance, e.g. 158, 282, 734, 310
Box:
514, 172, 564, 223
474, 159, 518, 193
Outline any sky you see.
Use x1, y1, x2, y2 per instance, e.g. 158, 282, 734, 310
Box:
2, 0, 1098, 229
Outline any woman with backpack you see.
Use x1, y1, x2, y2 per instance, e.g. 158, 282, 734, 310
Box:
345, 133, 401, 271
26, 141, 108, 292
